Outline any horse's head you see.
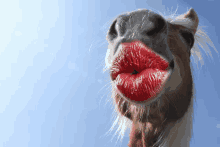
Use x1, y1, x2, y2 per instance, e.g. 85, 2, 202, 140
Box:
105, 8, 199, 146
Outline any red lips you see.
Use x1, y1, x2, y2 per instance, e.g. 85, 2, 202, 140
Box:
111, 41, 169, 101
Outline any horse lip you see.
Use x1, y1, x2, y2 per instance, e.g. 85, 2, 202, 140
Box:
113, 68, 173, 105
110, 41, 173, 82
109, 40, 174, 104
110, 61, 172, 82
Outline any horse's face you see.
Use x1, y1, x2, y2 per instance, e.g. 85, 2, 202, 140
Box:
105, 9, 199, 146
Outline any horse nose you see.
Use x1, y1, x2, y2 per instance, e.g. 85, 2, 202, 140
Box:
107, 11, 166, 41
143, 13, 166, 36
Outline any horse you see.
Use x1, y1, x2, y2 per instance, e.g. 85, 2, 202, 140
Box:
104, 8, 216, 147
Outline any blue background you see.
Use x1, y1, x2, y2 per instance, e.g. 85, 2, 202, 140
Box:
0, 0, 219, 147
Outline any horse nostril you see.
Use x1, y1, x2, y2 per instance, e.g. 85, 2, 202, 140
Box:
108, 20, 118, 40
144, 16, 166, 36
108, 15, 129, 41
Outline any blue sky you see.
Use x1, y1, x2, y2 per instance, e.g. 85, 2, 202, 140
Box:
0, 0, 219, 147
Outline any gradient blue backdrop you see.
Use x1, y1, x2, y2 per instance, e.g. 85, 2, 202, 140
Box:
0, 0, 219, 147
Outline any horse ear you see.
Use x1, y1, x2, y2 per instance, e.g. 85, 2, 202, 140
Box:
171, 8, 199, 35
184, 8, 199, 34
